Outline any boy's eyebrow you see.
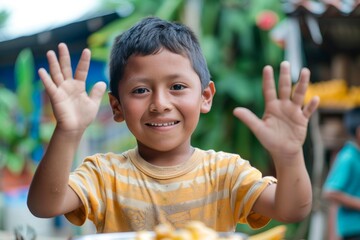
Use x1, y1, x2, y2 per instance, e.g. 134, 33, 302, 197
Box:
125, 76, 151, 83
165, 73, 190, 81
127, 73, 190, 83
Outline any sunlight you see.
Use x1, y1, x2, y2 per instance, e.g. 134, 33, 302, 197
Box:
0, 0, 99, 39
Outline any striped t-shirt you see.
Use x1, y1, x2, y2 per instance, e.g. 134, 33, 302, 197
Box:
65, 148, 276, 233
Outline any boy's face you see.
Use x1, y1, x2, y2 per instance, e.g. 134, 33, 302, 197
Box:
109, 49, 215, 154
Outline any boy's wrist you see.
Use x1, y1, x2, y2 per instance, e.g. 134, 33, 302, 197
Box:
54, 125, 86, 140
270, 150, 306, 168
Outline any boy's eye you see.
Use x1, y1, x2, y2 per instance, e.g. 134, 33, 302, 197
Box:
171, 84, 186, 90
132, 88, 149, 94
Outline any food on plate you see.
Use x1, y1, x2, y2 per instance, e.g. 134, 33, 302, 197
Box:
135, 221, 245, 240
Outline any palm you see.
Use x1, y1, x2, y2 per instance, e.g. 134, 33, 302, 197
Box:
258, 98, 308, 155
49, 80, 100, 130
39, 43, 106, 132
233, 62, 319, 158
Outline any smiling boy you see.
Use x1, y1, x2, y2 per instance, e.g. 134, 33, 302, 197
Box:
27, 17, 319, 233
109, 48, 214, 166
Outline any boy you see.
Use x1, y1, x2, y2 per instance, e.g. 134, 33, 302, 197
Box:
323, 107, 360, 240
27, 17, 320, 233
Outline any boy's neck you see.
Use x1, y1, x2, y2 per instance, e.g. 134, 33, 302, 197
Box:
137, 143, 194, 166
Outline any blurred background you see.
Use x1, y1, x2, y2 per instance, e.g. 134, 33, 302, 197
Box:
1, 0, 360, 239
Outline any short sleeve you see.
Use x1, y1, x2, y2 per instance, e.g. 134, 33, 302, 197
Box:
242, 176, 277, 229
228, 154, 277, 229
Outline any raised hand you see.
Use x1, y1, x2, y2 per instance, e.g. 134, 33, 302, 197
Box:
39, 43, 107, 133
233, 61, 319, 160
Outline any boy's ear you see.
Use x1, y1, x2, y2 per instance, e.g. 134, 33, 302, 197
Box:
108, 92, 125, 122
201, 81, 216, 113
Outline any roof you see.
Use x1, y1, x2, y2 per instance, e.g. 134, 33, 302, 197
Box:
283, 1, 360, 53
284, 1, 360, 17
0, 11, 120, 66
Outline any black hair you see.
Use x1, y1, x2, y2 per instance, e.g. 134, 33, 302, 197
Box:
344, 107, 360, 137
109, 16, 211, 99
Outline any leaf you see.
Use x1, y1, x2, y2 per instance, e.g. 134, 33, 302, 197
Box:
88, 13, 143, 48
4, 151, 25, 175
15, 48, 35, 116
39, 122, 56, 143
16, 138, 38, 157
201, 0, 220, 36
0, 146, 6, 168
0, 111, 17, 142
234, 121, 252, 159
201, 36, 221, 67
0, 87, 18, 110
250, 140, 271, 174
90, 46, 111, 62
216, 71, 254, 104
155, 0, 183, 20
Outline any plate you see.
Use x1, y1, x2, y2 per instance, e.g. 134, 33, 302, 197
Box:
71, 232, 141, 240
71, 231, 248, 240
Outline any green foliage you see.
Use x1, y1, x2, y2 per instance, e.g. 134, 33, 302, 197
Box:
0, 86, 32, 173
0, 49, 53, 174
15, 48, 35, 116
192, 0, 284, 172
0, 87, 18, 142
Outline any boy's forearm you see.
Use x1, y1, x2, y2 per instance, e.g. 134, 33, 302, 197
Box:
272, 151, 312, 222
27, 126, 84, 217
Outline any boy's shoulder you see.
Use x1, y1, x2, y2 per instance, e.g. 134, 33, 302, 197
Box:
83, 149, 137, 166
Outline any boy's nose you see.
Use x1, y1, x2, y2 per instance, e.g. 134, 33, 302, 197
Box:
149, 92, 172, 112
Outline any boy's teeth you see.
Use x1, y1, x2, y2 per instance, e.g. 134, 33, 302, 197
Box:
149, 121, 176, 127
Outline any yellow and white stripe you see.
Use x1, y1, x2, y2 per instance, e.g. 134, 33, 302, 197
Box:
65, 148, 276, 233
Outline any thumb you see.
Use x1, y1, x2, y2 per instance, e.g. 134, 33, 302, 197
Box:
89, 81, 107, 103
233, 107, 262, 134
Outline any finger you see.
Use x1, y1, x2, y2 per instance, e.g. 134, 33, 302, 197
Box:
58, 43, 73, 80
262, 65, 277, 103
303, 96, 320, 118
292, 68, 311, 106
233, 107, 262, 135
89, 81, 107, 103
278, 61, 292, 100
74, 48, 91, 81
38, 68, 58, 96
47, 50, 64, 86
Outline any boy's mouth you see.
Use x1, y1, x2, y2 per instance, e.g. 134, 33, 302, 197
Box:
146, 121, 180, 127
